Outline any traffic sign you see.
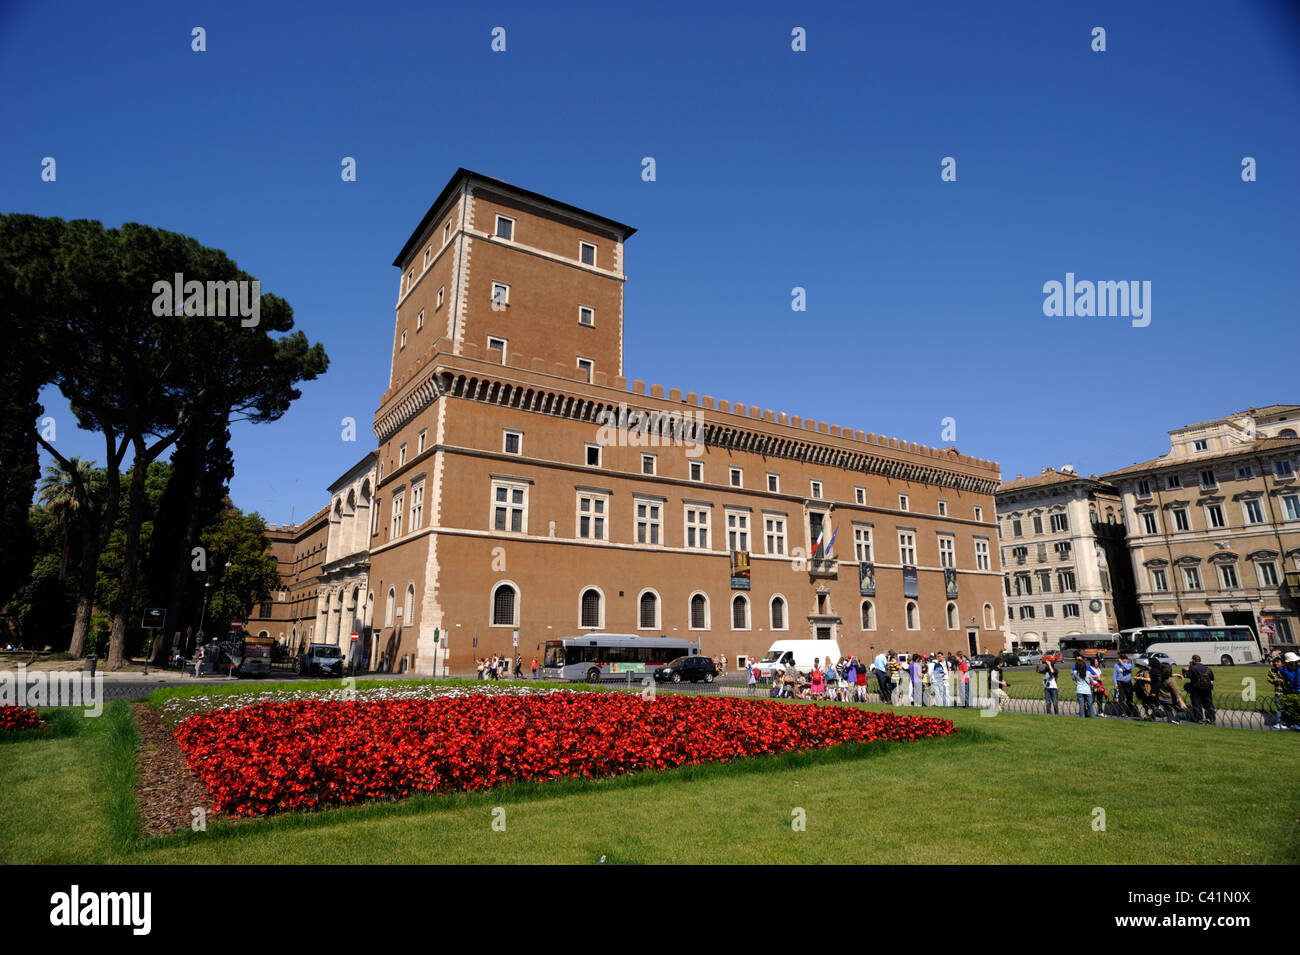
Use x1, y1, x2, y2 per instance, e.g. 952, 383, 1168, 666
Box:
141, 608, 166, 630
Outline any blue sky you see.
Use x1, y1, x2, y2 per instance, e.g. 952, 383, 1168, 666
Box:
3, 0, 1298, 523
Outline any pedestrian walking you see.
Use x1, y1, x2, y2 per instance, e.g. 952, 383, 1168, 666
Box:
531, 656, 538, 680
989, 658, 1010, 706
1113, 652, 1134, 714
1184, 654, 1216, 724
933, 652, 950, 707
957, 652, 972, 707
1041, 655, 1060, 715
872, 650, 890, 702
810, 659, 826, 699
747, 658, 758, 695
908, 654, 923, 706
1072, 658, 1095, 718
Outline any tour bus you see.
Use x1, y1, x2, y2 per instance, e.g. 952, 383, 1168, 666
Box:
540, 634, 700, 683
1118, 625, 1261, 666
1057, 633, 1119, 661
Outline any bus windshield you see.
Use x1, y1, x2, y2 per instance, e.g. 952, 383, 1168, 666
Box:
543, 642, 566, 668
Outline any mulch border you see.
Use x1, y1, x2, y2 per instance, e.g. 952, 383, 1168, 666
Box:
131, 701, 220, 836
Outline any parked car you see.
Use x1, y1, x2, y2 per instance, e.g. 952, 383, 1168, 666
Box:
997, 652, 1021, 667
654, 655, 719, 684
1135, 652, 1175, 672
295, 642, 345, 677
1017, 651, 1043, 667
969, 654, 998, 669
750, 639, 842, 682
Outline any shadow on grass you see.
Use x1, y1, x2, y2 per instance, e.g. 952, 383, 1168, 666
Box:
116, 707, 993, 855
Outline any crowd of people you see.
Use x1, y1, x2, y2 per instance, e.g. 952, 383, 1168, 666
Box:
744, 650, 1000, 707
476, 653, 527, 680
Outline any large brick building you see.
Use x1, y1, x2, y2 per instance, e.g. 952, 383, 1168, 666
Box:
268, 169, 1007, 672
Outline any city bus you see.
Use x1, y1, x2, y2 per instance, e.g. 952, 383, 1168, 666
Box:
1057, 633, 1119, 662
540, 634, 699, 683
1119, 625, 1261, 666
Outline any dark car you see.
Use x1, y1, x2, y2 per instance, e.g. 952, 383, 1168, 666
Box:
295, 642, 345, 677
969, 654, 999, 669
654, 655, 719, 684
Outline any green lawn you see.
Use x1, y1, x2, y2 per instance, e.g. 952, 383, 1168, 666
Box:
1, 685, 1296, 864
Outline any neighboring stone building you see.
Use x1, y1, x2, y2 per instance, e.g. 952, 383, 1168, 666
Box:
996, 467, 1141, 652
252, 505, 329, 649
1102, 406, 1300, 650
316, 454, 378, 667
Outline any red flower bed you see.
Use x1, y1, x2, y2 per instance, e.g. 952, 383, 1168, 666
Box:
174, 693, 955, 817
0, 705, 41, 732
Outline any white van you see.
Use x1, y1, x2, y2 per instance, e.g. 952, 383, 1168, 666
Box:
751, 640, 842, 681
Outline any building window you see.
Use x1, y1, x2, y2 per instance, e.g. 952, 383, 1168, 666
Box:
578, 305, 594, 327
1237, 465, 1253, 480
1037, 570, 1052, 593
1057, 569, 1076, 592
1136, 480, 1151, 498
690, 593, 708, 630
1194, 439, 1208, 452
765, 515, 787, 555
975, 539, 990, 571
729, 467, 743, 488
1167, 474, 1182, 488
1011, 519, 1022, 538
418, 429, 427, 453
1141, 512, 1158, 535
771, 596, 787, 630
1062, 603, 1081, 618
490, 583, 517, 626
685, 506, 711, 549
406, 270, 414, 291
585, 443, 601, 467
938, 535, 955, 568
1183, 566, 1202, 590
974, 506, 983, 522
404, 583, 415, 625
385, 587, 396, 627
487, 337, 507, 361
1200, 469, 1217, 489
810, 480, 822, 499
579, 241, 596, 266
635, 499, 662, 545
409, 482, 424, 531
1283, 495, 1300, 520
1277, 459, 1295, 478
372, 499, 382, 537
1243, 499, 1264, 524
726, 510, 749, 551
503, 429, 522, 455
1032, 515, 1043, 535
1044, 604, 1055, 618
1019, 606, 1036, 620
983, 603, 995, 630
492, 482, 527, 533
731, 595, 749, 630
437, 285, 445, 309
898, 531, 917, 565
905, 601, 919, 630
1150, 568, 1169, 592
861, 600, 875, 630
856, 487, 867, 506
1206, 504, 1226, 528
899, 494, 909, 512
416, 308, 424, 331
641, 454, 656, 476
495, 215, 514, 240
1218, 563, 1240, 589
399, 329, 407, 350
946, 603, 958, 629
576, 493, 608, 541
689, 461, 703, 482
423, 248, 431, 270
854, 526, 872, 562
1054, 540, 1072, 559
639, 591, 660, 629
577, 357, 594, 382
580, 588, 602, 628
767, 473, 779, 493
1011, 545, 1028, 563
1172, 508, 1189, 532
1050, 513, 1068, 533
491, 282, 509, 308
391, 491, 404, 537
1257, 561, 1280, 587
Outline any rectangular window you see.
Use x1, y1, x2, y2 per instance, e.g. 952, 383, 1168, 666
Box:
1057, 569, 1076, 592
1283, 495, 1300, 520
1183, 566, 1201, 590
1141, 512, 1158, 534
975, 539, 990, 570
974, 506, 983, 522
391, 491, 404, 537
1150, 568, 1168, 592
417, 429, 427, 453
495, 215, 514, 241
372, 499, 382, 536
1062, 604, 1080, 618
729, 467, 743, 488
491, 282, 509, 308
1050, 513, 1068, 533
1173, 508, 1189, 532
487, 336, 507, 361
1136, 479, 1152, 498
685, 507, 710, 549
767, 473, 779, 493
577, 493, 608, 541
578, 306, 594, 327
641, 454, 656, 476
576, 357, 594, 382
503, 430, 522, 455
423, 248, 431, 269
1237, 465, 1253, 480
898, 531, 916, 565
937, 499, 947, 517
765, 515, 787, 556
579, 241, 596, 266
1167, 474, 1182, 489
409, 482, 424, 531
437, 286, 445, 309
855, 487, 866, 505
1258, 561, 1279, 587
1207, 504, 1226, 528
492, 482, 527, 534
726, 511, 749, 551
899, 494, 909, 512
854, 526, 873, 562
406, 270, 414, 291
1054, 540, 1072, 559
810, 480, 822, 499
1276, 459, 1295, 478
1032, 515, 1043, 535
1200, 469, 1217, 489
1015, 574, 1032, 596
1037, 570, 1052, 593
938, 535, 955, 569
1194, 439, 1208, 452
689, 461, 703, 482
443, 222, 451, 244
1012, 519, 1022, 538
1243, 500, 1264, 524
398, 444, 407, 466
1044, 604, 1055, 618
399, 329, 407, 350
1218, 564, 1239, 589
416, 308, 424, 331
585, 443, 601, 467
635, 499, 662, 545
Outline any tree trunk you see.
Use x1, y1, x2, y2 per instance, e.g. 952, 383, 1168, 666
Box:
150, 458, 209, 664
107, 439, 151, 670
63, 434, 123, 658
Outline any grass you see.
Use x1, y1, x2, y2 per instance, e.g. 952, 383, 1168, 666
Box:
1, 681, 1297, 864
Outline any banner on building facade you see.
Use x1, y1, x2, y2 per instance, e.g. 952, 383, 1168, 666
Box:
903, 565, 919, 599
859, 562, 876, 596
731, 550, 751, 590
945, 567, 958, 600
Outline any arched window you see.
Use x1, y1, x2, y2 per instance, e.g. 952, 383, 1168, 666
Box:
580, 588, 602, 628
861, 600, 874, 630
492, 583, 517, 626
404, 583, 415, 626
1281, 428, 1298, 438
638, 591, 659, 629
983, 602, 995, 630
690, 593, 708, 630
906, 601, 918, 630
731, 594, 749, 630
771, 596, 786, 630
946, 602, 958, 630
384, 587, 396, 627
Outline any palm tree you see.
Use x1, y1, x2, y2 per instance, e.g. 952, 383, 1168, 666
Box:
37, 458, 100, 579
